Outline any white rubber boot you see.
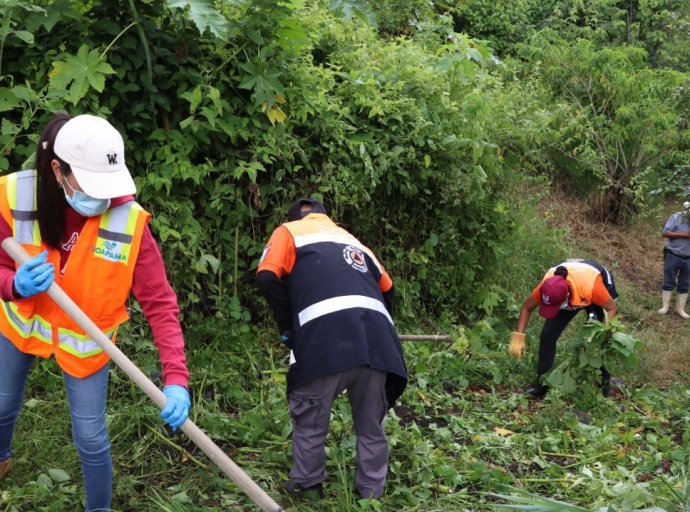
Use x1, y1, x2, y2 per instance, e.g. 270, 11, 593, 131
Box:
659, 290, 673, 314
676, 293, 690, 319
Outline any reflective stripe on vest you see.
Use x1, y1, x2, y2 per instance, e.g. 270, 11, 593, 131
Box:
1, 301, 52, 344
550, 260, 610, 283
93, 203, 143, 263
290, 221, 384, 275
57, 327, 116, 357
7, 170, 39, 245
298, 294, 393, 327
601, 267, 613, 288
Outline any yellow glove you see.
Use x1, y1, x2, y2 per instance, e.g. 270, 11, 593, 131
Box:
508, 332, 526, 362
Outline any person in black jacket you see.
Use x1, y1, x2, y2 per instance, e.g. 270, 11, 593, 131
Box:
256, 198, 407, 500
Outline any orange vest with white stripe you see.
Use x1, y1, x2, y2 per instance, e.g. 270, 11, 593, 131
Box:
542, 260, 601, 309
279, 215, 407, 395
0, 170, 150, 378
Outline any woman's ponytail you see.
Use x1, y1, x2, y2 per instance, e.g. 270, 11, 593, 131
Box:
554, 266, 568, 279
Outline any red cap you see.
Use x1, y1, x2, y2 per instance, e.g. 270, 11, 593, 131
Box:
538, 275, 569, 319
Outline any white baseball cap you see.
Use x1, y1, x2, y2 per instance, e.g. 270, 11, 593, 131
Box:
53, 115, 136, 199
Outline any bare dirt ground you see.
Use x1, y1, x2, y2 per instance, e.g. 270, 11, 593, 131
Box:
543, 190, 690, 387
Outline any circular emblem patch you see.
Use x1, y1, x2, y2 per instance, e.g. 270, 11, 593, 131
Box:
343, 245, 368, 273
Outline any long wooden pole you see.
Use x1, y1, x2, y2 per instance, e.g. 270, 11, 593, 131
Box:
399, 334, 450, 341
2, 238, 283, 512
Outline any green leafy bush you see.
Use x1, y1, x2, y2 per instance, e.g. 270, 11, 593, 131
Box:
546, 318, 643, 395
0, 0, 511, 325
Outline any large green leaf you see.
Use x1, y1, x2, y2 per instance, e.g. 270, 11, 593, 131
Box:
329, 0, 377, 28
49, 44, 115, 105
276, 19, 311, 51
165, 0, 230, 40
0, 88, 21, 113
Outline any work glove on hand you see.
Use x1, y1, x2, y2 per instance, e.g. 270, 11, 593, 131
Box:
14, 251, 54, 298
281, 331, 293, 349
508, 332, 526, 362
161, 385, 191, 431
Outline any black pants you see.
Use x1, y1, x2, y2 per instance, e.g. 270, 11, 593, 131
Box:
537, 306, 611, 383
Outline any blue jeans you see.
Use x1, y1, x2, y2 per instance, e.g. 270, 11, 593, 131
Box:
662, 252, 690, 293
0, 333, 112, 511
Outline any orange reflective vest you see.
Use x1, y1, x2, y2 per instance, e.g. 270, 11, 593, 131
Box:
542, 260, 601, 309
278, 215, 407, 399
0, 170, 150, 378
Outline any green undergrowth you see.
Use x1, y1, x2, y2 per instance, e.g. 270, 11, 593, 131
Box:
5, 180, 690, 511
3, 310, 690, 511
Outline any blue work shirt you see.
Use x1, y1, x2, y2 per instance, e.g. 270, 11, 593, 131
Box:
663, 211, 690, 257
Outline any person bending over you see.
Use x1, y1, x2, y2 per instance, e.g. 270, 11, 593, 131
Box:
509, 259, 618, 397
256, 198, 407, 500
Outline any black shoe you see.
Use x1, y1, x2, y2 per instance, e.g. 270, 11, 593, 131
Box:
281, 480, 324, 499
602, 383, 614, 398
524, 382, 549, 398
602, 377, 626, 398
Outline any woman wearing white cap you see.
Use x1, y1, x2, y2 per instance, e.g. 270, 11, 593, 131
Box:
0, 112, 191, 511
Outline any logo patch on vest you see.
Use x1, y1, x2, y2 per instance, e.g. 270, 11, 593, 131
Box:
343, 245, 368, 273
91, 240, 127, 262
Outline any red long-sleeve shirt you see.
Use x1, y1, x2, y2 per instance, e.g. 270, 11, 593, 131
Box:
0, 196, 189, 387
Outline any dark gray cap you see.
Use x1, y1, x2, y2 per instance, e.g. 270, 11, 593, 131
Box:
288, 198, 327, 221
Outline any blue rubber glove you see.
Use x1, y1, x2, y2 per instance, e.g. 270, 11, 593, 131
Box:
160, 385, 191, 431
14, 251, 55, 298
281, 331, 293, 349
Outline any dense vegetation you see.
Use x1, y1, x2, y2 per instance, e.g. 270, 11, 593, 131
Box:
1, 0, 689, 510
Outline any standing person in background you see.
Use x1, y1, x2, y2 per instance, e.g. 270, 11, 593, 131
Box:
508, 259, 618, 397
0, 112, 191, 512
256, 198, 408, 501
659, 202, 690, 319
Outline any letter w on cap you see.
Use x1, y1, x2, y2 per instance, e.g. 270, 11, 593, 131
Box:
107, 153, 118, 165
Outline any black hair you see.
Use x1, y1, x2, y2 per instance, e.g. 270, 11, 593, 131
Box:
35, 112, 71, 249
554, 266, 569, 279
287, 198, 327, 221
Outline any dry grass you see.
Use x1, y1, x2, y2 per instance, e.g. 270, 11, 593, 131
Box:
542, 189, 690, 388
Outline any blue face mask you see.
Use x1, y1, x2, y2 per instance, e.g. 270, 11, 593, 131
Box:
62, 178, 111, 217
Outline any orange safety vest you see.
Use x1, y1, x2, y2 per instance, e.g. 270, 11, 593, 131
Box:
277, 215, 406, 400
542, 260, 601, 309
0, 170, 150, 378
281, 214, 393, 328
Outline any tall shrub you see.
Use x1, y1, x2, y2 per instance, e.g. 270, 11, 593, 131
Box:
0, 0, 510, 326
518, 31, 688, 222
